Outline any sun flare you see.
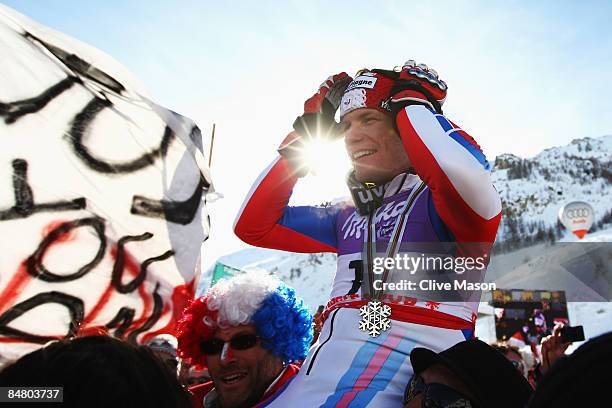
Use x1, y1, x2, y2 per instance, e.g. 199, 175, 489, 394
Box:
291, 137, 353, 205
299, 137, 351, 176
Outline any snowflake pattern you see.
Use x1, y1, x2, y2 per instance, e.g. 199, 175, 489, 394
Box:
359, 301, 391, 337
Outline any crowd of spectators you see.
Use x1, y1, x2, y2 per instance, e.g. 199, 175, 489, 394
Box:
0, 273, 610, 408
2, 329, 609, 407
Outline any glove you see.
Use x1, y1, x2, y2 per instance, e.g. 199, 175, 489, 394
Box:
292, 72, 353, 140
279, 73, 352, 177
277, 131, 306, 176
389, 60, 447, 115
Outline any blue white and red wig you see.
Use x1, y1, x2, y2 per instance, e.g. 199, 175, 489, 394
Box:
177, 271, 313, 367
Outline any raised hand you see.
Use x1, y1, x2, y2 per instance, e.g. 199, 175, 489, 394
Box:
389, 60, 447, 115
294, 72, 353, 139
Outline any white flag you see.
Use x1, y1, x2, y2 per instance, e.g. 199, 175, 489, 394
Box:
0, 5, 212, 363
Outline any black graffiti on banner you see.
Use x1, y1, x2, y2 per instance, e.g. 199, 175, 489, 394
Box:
126, 283, 164, 344
0, 291, 84, 343
112, 233, 174, 294
0, 77, 80, 125
105, 307, 136, 339
131, 175, 208, 225
130, 125, 210, 225
68, 97, 174, 174
0, 159, 86, 221
1, 31, 125, 125
187, 125, 211, 191
26, 217, 106, 282
24, 32, 126, 95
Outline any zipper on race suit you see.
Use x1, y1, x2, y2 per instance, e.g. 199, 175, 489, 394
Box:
305, 309, 339, 375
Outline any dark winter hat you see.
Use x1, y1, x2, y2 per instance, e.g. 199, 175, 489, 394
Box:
410, 339, 533, 408
528, 331, 612, 407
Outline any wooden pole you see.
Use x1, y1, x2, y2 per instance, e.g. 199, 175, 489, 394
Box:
208, 123, 216, 168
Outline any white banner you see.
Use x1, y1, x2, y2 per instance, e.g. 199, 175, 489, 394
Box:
0, 5, 212, 363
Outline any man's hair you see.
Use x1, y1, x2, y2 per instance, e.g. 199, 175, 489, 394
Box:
0, 335, 191, 408
489, 342, 522, 360
146, 334, 178, 358
177, 271, 313, 367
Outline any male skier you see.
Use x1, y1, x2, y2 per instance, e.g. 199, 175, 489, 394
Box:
234, 60, 501, 406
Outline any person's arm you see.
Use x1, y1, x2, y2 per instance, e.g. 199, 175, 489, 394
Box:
395, 106, 501, 243
234, 73, 351, 253
234, 146, 339, 253
539, 323, 571, 373
391, 62, 501, 243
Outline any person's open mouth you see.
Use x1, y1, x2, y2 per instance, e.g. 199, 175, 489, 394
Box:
221, 371, 247, 385
352, 149, 376, 160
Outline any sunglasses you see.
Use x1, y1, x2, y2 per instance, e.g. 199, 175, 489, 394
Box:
199, 333, 260, 355
404, 375, 477, 408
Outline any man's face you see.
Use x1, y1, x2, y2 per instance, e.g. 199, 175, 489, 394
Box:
404, 364, 476, 408
341, 108, 412, 184
206, 324, 283, 408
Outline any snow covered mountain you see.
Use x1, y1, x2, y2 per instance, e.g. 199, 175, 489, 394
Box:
493, 135, 612, 250
200, 135, 612, 340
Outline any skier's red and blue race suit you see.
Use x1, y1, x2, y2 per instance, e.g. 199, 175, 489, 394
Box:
234, 104, 501, 407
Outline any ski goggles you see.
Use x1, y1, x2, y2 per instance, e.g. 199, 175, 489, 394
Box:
404, 375, 478, 408
199, 333, 260, 355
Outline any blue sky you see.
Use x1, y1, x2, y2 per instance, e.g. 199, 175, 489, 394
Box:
5, 1, 611, 155
3, 0, 612, 269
